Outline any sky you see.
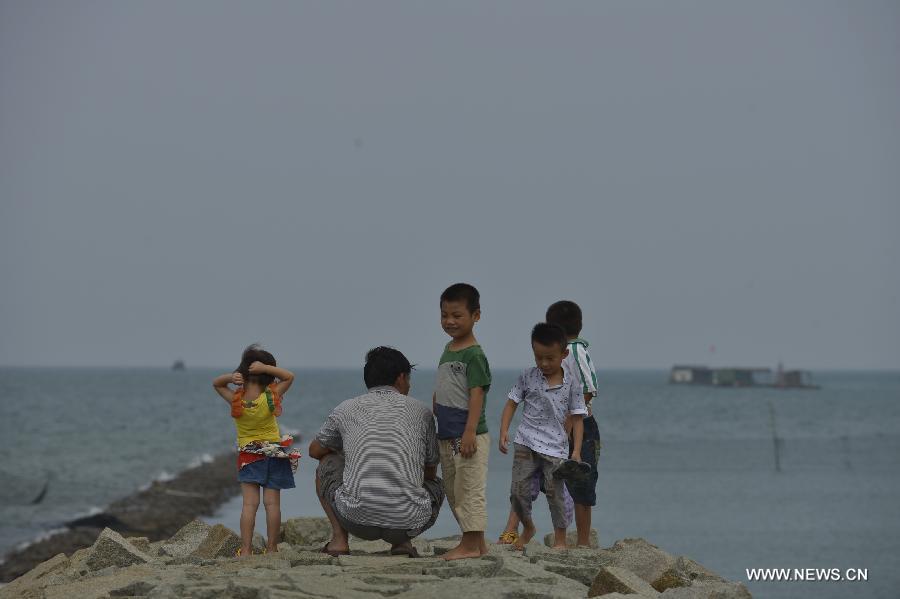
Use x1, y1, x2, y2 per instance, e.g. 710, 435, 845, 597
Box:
1, 1, 898, 370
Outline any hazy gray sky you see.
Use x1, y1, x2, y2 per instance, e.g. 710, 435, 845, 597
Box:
1, 1, 898, 370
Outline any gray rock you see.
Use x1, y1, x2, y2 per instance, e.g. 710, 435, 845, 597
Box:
4, 527, 749, 599
109, 580, 157, 596
192, 524, 242, 558
660, 580, 752, 599
148, 540, 166, 556
0, 553, 70, 599
126, 536, 151, 553
285, 550, 337, 566
543, 563, 606, 587
543, 528, 600, 548
598, 537, 678, 591
280, 516, 332, 546
655, 556, 727, 591
157, 519, 212, 558
84, 528, 153, 572
589, 565, 660, 597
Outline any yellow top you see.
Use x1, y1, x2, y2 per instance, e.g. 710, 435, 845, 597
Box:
233, 390, 281, 447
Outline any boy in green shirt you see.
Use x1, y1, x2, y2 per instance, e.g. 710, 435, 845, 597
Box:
433, 283, 491, 560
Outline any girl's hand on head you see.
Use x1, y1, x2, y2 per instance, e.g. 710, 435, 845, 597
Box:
232, 372, 244, 386
248, 361, 267, 374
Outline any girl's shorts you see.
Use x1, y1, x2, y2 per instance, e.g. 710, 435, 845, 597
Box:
237, 457, 295, 490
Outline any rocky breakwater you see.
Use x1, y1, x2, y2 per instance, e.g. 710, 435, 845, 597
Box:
1, 517, 752, 599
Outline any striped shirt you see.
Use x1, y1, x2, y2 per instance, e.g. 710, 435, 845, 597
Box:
567, 338, 598, 396
315, 386, 439, 529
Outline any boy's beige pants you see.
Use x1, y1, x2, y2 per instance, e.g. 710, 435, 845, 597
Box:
438, 432, 490, 533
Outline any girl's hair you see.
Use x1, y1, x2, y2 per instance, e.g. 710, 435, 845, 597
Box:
236, 344, 277, 387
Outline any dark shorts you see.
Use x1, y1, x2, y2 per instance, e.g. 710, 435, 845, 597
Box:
237, 457, 296, 490
566, 415, 601, 506
316, 453, 444, 545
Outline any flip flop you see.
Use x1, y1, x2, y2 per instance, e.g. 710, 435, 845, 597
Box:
498, 531, 519, 545
553, 459, 591, 482
320, 543, 350, 557
389, 544, 420, 558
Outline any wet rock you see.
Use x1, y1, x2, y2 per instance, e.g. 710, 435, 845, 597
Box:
84, 529, 153, 572
589, 565, 660, 597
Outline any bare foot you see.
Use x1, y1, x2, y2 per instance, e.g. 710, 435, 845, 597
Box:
551, 543, 567, 550
441, 543, 483, 561
266, 546, 279, 554
513, 523, 536, 550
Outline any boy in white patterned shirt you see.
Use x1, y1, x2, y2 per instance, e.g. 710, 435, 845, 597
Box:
499, 323, 586, 549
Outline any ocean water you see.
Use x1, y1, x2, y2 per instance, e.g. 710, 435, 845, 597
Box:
1, 368, 898, 598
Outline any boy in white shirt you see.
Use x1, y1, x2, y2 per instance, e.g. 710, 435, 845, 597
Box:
499, 323, 586, 549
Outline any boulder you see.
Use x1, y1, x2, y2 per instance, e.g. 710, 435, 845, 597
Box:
0, 553, 70, 599
1, 528, 749, 599
280, 517, 332, 546
193, 524, 242, 558
598, 538, 677, 591
543, 528, 600, 548
125, 537, 151, 553
84, 528, 153, 572
660, 580, 752, 599
654, 556, 727, 591
157, 519, 212, 558
589, 565, 660, 597
108, 580, 157, 596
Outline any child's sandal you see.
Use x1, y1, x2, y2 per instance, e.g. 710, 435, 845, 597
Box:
498, 531, 519, 545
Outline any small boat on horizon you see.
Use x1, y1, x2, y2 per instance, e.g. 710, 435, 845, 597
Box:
669, 362, 819, 389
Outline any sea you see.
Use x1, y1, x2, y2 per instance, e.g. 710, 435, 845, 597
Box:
1, 367, 898, 599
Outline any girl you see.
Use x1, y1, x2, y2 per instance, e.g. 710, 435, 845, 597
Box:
213, 344, 299, 556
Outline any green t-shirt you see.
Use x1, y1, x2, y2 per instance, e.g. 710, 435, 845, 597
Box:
434, 344, 491, 439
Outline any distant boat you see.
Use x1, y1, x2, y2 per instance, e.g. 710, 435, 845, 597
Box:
669, 363, 818, 389
172, 359, 186, 371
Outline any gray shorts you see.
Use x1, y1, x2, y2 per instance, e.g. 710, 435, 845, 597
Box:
316, 452, 444, 545
510, 443, 569, 530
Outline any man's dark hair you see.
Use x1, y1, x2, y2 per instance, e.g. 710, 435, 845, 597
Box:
531, 322, 568, 351
546, 300, 583, 337
364, 346, 413, 389
236, 343, 277, 387
440, 283, 480, 313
